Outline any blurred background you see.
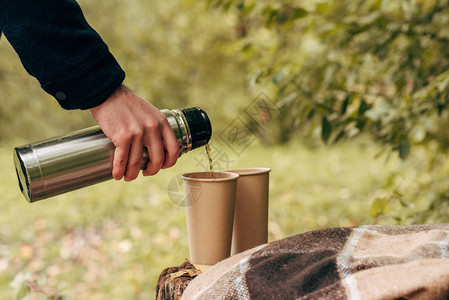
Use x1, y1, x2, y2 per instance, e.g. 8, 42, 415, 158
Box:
1, 0, 449, 298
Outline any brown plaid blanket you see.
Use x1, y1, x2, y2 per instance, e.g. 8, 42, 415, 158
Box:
181, 224, 449, 299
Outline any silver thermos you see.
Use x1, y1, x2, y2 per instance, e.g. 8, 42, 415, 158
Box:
13, 107, 212, 203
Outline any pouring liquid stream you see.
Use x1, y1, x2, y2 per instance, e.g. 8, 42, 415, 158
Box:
205, 143, 214, 177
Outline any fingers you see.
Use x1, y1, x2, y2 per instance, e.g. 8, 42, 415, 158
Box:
90, 85, 180, 181
160, 120, 179, 169
112, 143, 129, 180
123, 135, 143, 181
142, 120, 165, 176
114, 119, 179, 180
142, 118, 179, 175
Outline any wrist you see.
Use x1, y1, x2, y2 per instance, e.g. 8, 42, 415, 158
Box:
90, 84, 127, 113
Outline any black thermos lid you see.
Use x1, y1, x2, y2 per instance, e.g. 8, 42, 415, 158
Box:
180, 107, 212, 149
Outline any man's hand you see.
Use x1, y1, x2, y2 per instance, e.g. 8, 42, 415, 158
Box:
90, 85, 179, 181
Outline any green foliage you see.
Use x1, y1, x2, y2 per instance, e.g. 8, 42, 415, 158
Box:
370, 197, 389, 219
321, 116, 332, 143
211, 0, 449, 152
209, 0, 449, 223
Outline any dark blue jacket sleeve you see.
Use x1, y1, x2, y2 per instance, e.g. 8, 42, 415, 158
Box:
0, 0, 125, 109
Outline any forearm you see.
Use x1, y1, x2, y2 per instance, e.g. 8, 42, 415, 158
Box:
0, 0, 125, 109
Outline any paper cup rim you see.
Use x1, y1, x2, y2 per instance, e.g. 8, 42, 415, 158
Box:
181, 171, 239, 182
225, 168, 271, 176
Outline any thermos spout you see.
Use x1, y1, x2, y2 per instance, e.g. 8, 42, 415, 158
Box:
14, 107, 211, 203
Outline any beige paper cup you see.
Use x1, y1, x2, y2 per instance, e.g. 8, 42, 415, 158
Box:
181, 172, 239, 265
227, 168, 271, 255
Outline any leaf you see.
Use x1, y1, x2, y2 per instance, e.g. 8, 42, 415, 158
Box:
236, 0, 244, 10
332, 129, 345, 144
241, 42, 253, 53
399, 197, 413, 208
321, 117, 332, 143
239, 1, 256, 16
222, 0, 236, 11
370, 197, 389, 218
290, 8, 308, 20
358, 99, 370, 115
356, 118, 367, 130
307, 107, 316, 120
263, 6, 279, 28
393, 190, 403, 198
341, 96, 349, 115
356, 99, 370, 130
398, 136, 411, 160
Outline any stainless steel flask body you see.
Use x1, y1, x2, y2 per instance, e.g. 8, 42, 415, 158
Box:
14, 107, 211, 203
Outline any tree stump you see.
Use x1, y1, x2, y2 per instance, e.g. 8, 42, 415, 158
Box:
155, 261, 202, 300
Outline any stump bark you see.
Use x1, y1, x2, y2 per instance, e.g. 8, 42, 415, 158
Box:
155, 261, 199, 300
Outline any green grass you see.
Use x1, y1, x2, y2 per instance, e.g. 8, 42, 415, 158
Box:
0, 137, 404, 299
